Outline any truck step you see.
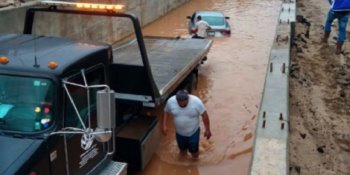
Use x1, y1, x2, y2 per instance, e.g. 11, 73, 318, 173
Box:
98, 161, 127, 175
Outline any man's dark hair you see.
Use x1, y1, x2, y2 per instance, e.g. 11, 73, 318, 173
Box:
176, 89, 189, 101
197, 15, 202, 20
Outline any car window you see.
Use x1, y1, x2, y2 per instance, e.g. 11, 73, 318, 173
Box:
202, 16, 225, 26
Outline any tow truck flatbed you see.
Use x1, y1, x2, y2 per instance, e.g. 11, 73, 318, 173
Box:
112, 36, 212, 99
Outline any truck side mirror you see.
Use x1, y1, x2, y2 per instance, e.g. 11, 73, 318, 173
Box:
96, 89, 115, 142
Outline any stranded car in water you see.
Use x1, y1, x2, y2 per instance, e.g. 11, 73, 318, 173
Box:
187, 11, 231, 37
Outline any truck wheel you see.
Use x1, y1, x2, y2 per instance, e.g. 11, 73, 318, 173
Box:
201, 56, 207, 64
185, 73, 197, 93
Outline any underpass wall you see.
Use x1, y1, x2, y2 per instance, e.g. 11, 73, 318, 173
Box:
0, 0, 189, 43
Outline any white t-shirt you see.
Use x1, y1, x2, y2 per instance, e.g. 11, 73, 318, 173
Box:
164, 95, 206, 136
195, 20, 210, 38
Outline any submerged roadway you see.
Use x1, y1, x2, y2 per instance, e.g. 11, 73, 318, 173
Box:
131, 0, 282, 174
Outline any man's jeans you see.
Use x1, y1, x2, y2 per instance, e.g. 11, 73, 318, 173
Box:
325, 10, 350, 43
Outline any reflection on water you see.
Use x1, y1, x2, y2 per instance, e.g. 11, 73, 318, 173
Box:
134, 0, 281, 174
130, 155, 199, 175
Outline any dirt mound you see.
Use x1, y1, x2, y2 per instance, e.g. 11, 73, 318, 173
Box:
289, 0, 350, 174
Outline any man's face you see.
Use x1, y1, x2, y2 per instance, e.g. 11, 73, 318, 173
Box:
177, 99, 189, 108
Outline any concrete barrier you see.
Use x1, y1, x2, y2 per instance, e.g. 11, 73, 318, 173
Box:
249, 0, 296, 175
0, 0, 189, 43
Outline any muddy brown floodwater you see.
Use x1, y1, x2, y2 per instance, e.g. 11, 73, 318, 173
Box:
132, 0, 282, 174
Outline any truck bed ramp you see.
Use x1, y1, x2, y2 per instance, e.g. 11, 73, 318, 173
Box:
112, 36, 212, 98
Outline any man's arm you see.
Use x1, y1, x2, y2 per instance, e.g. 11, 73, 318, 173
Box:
162, 111, 170, 136
202, 111, 211, 139
207, 24, 212, 30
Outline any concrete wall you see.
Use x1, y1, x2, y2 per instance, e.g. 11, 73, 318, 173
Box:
249, 1, 296, 175
0, 0, 189, 43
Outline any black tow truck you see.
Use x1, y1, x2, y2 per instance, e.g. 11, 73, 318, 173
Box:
0, 2, 212, 175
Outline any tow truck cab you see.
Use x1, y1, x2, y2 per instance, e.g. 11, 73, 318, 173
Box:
0, 2, 212, 174
0, 33, 118, 175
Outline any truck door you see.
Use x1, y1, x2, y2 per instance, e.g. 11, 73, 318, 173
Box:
62, 65, 109, 175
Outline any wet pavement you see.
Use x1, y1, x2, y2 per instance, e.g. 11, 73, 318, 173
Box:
133, 0, 281, 174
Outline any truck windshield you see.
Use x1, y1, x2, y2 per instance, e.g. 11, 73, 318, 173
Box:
0, 75, 55, 132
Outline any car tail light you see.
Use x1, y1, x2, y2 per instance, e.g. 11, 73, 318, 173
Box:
220, 30, 231, 35
191, 29, 196, 34
29, 172, 38, 175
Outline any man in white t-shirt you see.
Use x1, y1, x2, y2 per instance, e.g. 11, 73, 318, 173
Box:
162, 89, 211, 159
193, 15, 211, 39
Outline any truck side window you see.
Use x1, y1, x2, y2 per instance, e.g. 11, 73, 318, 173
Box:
64, 66, 105, 128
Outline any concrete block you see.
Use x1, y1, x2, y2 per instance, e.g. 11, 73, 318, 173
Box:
122, 0, 140, 11
111, 18, 134, 42
0, 0, 190, 43
0, 0, 14, 8
0, 7, 27, 33
140, 0, 166, 25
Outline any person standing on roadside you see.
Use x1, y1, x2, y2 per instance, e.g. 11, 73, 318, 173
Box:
192, 15, 212, 39
162, 89, 211, 159
323, 0, 350, 54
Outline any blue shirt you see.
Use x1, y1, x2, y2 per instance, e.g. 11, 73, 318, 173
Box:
331, 0, 350, 12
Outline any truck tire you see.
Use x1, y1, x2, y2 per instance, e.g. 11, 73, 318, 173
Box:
201, 56, 207, 64
185, 73, 197, 93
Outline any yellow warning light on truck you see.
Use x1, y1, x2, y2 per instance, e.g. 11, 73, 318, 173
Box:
48, 61, 58, 69
41, 1, 125, 11
76, 3, 124, 10
0, 56, 9, 65
114, 5, 124, 10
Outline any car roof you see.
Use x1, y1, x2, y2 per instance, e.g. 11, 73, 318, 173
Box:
195, 11, 225, 17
